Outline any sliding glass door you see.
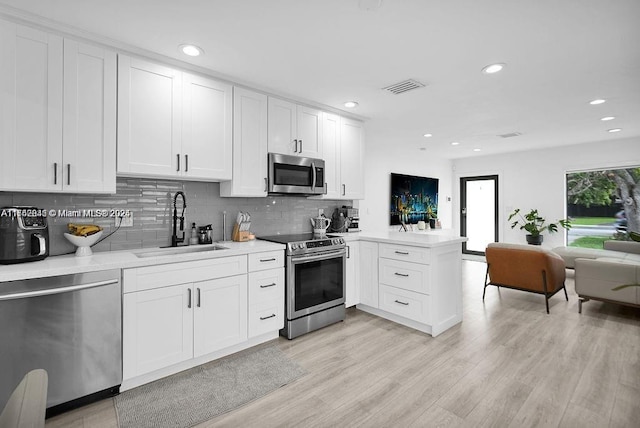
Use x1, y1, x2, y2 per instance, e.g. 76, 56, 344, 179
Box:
460, 175, 498, 255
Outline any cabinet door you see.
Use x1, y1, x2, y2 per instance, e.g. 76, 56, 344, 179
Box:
340, 118, 365, 199
321, 112, 342, 198
220, 87, 268, 196
182, 73, 232, 180
193, 275, 248, 358
117, 55, 181, 176
267, 97, 297, 155
359, 241, 379, 308
0, 22, 63, 191
345, 242, 360, 307
123, 284, 193, 379
62, 40, 116, 193
296, 105, 323, 158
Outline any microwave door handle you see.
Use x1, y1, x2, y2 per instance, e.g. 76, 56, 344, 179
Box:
311, 162, 316, 192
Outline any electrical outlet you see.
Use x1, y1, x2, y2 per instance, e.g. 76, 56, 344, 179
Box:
117, 211, 133, 228
318, 208, 324, 216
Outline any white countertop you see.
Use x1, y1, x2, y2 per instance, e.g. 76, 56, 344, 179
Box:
334, 229, 468, 247
0, 240, 285, 282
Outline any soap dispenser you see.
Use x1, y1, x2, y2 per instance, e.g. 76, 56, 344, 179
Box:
189, 223, 199, 245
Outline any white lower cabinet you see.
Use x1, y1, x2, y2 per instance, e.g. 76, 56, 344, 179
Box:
345, 242, 360, 307
193, 276, 248, 358
122, 250, 285, 388
357, 241, 462, 337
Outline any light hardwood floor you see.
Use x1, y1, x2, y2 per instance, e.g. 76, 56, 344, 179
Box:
46, 260, 640, 427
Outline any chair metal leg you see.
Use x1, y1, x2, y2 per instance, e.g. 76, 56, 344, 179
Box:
542, 270, 550, 314
578, 298, 582, 313
483, 264, 490, 301
563, 283, 568, 301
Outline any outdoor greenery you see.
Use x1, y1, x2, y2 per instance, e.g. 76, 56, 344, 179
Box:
570, 217, 615, 226
569, 236, 608, 249
508, 208, 571, 237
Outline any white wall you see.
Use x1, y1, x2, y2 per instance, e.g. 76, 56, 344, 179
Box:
452, 136, 640, 248
359, 132, 454, 232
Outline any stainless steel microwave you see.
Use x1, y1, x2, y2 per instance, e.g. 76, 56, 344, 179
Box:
268, 153, 326, 195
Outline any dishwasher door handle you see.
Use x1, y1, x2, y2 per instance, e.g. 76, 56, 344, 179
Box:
0, 279, 119, 301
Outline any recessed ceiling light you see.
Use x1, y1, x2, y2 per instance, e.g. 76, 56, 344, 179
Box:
179, 44, 203, 57
473, 148, 482, 152
344, 101, 359, 108
419, 147, 427, 151
589, 99, 606, 105
608, 128, 622, 133
450, 142, 460, 146
423, 133, 433, 138
482, 63, 505, 74
601, 116, 615, 121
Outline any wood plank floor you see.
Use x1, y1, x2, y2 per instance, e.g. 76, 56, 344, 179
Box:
46, 260, 640, 428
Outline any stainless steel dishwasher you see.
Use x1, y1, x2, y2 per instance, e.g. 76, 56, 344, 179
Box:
0, 269, 122, 415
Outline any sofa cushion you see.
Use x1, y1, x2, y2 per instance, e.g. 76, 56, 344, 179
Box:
551, 246, 626, 268
575, 258, 639, 305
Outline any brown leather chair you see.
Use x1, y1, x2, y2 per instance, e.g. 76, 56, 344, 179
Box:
484, 243, 568, 313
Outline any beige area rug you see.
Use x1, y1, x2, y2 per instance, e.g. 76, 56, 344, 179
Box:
114, 345, 306, 428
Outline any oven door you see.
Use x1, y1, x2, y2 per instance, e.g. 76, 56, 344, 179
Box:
287, 248, 346, 320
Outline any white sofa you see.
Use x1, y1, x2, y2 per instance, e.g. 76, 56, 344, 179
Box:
552, 240, 640, 312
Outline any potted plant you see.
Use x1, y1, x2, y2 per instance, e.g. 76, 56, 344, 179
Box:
508, 208, 571, 245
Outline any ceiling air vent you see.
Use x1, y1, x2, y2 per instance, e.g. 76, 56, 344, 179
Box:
498, 132, 522, 138
383, 79, 425, 95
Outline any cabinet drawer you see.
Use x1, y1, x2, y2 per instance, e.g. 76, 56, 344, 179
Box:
248, 301, 284, 338
379, 284, 431, 324
248, 250, 284, 272
379, 244, 430, 264
123, 255, 247, 293
379, 258, 430, 294
248, 268, 284, 305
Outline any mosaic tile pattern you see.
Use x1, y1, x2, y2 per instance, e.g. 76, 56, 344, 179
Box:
0, 178, 351, 256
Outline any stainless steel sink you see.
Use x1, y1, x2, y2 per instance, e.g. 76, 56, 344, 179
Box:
134, 244, 228, 258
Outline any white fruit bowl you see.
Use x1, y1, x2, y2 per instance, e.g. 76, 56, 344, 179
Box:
64, 231, 103, 257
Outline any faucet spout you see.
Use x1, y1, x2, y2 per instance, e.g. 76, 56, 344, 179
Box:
172, 191, 187, 247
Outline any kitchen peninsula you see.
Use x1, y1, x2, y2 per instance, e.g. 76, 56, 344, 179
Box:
344, 230, 467, 337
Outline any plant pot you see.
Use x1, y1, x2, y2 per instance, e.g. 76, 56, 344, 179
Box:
526, 234, 543, 245
429, 218, 436, 229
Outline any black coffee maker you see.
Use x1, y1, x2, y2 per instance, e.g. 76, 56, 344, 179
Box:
0, 207, 50, 264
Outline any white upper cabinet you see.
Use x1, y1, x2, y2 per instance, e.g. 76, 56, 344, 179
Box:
220, 87, 268, 197
318, 113, 365, 200
117, 55, 232, 181
63, 40, 117, 193
340, 117, 365, 199
0, 20, 116, 193
268, 97, 322, 158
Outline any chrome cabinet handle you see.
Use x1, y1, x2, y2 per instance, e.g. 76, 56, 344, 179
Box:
260, 314, 276, 320
53, 163, 58, 184
185, 154, 189, 172
187, 288, 192, 308
197, 287, 201, 307
394, 300, 409, 306
260, 283, 276, 288
299, 139, 303, 153
394, 272, 409, 277
342, 184, 346, 196
395, 251, 409, 255
260, 258, 276, 262
293, 139, 298, 153
177, 154, 180, 171
67, 164, 71, 185
347, 245, 350, 259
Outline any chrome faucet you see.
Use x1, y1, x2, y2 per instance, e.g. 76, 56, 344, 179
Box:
171, 191, 187, 247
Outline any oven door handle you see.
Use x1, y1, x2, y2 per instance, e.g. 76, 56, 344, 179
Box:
0, 279, 119, 301
291, 249, 347, 263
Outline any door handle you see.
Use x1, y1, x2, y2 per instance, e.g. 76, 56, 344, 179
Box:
260, 314, 276, 320
342, 184, 346, 196
394, 272, 409, 277
53, 163, 58, 185
177, 154, 180, 171
299, 139, 303, 153
187, 288, 192, 308
67, 164, 71, 185
394, 300, 409, 306
197, 287, 201, 307
185, 154, 189, 172
395, 251, 409, 255
293, 139, 298, 153
0, 279, 118, 301
264, 177, 268, 192
260, 258, 276, 262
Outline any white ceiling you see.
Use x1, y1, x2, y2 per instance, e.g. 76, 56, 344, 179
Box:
2, 0, 639, 159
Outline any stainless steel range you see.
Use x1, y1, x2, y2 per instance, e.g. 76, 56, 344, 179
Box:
259, 233, 346, 339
